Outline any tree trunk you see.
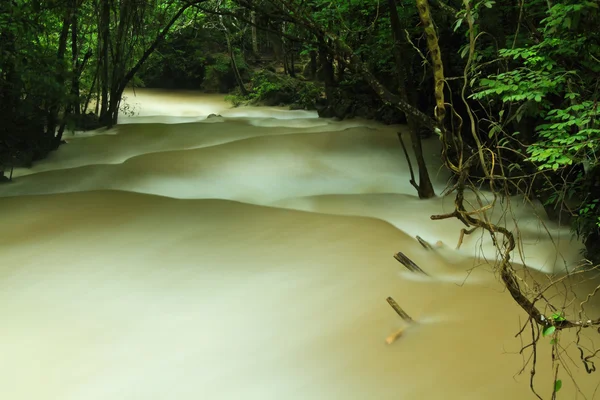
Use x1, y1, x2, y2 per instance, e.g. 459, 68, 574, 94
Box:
288, 42, 296, 77
388, 0, 435, 198
276, 1, 438, 130
100, 0, 207, 127
267, 27, 284, 63
47, 3, 73, 142
309, 50, 317, 79
416, 0, 446, 125
70, 1, 80, 116
99, 0, 110, 123
336, 57, 345, 83
318, 40, 335, 100
251, 11, 259, 59
221, 15, 248, 96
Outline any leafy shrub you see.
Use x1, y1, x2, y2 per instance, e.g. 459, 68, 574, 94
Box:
202, 52, 248, 93
470, 0, 600, 258
229, 70, 323, 109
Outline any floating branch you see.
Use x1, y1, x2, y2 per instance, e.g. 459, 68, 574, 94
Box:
394, 251, 429, 275
386, 296, 413, 322
385, 296, 413, 344
416, 235, 433, 250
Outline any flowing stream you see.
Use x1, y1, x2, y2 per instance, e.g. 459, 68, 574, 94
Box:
1, 88, 598, 399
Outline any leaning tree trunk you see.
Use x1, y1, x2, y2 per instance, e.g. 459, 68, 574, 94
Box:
388, 0, 435, 198
100, 0, 208, 128
220, 15, 248, 95
47, 2, 74, 147
271, 0, 438, 130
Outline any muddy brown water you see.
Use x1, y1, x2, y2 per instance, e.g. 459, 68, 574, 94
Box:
1, 88, 598, 399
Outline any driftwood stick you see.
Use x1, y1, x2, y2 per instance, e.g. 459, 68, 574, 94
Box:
386, 296, 413, 322
416, 235, 433, 250
394, 252, 429, 275
385, 327, 406, 345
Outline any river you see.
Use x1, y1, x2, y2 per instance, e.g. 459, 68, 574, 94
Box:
1, 88, 598, 399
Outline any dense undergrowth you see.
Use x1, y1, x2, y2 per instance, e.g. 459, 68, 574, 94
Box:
225, 70, 323, 110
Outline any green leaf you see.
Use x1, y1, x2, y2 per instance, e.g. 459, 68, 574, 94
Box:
550, 338, 557, 345
543, 325, 556, 336
488, 123, 502, 138
555, 379, 562, 392
454, 18, 463, 31
552, 312, 566, 322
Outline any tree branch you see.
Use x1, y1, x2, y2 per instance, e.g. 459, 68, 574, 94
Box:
263, 0, 438, 130
117, 0, 208, 95
198, 6, 313, 45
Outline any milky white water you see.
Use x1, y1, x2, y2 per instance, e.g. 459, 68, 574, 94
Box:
1, 88, 599, 399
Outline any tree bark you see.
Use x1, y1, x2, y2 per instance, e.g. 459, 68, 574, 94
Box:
416, 0, 446, 125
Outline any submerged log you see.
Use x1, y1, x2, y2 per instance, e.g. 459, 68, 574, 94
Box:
393, 251, 429, 275
386, 296, 413, 322
416, 235, 433, 250
385, 296, 413, 345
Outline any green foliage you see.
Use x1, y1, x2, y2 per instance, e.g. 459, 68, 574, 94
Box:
529, 102, 600, 171
228, 70, 323, 110
552, 312, 566, 322
542, 325, 556, 337
471, 0, 600, 249
139, 25, 209, 89
202, 52, 248, 93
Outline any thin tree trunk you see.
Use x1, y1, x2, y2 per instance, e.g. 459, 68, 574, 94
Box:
99, 0, 110, 121
275, 0, 437, 130
289, 44, 295, 77
318, 39, 335, 100
251, 11, 259, 60
84, 67, 99, 115
221, 16, 248, 95
101, 0, 208, 127
388, 0, 435, 198
70, 1, 81, 116
336, 58, 345, 82
47, 3, 73, 144
309, 50, 317, 79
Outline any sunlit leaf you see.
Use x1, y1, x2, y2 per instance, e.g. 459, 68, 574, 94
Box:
543, 326, 556, 336
555, 380, 562, 392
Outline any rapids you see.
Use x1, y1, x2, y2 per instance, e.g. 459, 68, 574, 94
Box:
1, 88, 598, 399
